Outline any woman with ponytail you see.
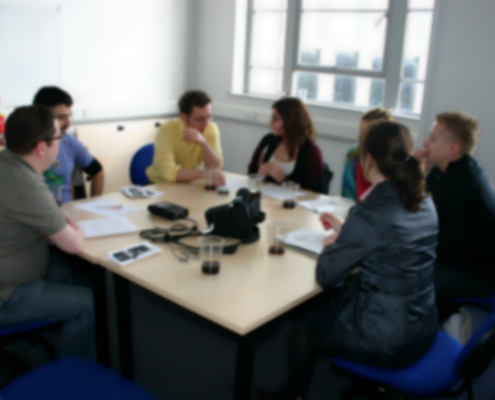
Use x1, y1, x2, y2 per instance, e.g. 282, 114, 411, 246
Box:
268, 121, 439, 399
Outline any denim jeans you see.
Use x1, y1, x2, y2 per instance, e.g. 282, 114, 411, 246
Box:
0, 248, 95, 360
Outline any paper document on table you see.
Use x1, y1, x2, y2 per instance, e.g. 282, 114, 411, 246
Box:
78, 217, 137, 239
75, 198, 140, 218
298, 197, 355, 217
260, 183, 306, 201
108, 241, 162, 266
225, 176, 248, 192
120, 186, 162, 199
280, 228, 325, 257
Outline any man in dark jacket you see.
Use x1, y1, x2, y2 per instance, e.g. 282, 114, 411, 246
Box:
422, 112, 495, 318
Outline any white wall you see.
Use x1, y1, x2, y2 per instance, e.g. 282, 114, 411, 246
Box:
419, 0, 495, 180
192, 0, 495, 193
1, 0, 192, 120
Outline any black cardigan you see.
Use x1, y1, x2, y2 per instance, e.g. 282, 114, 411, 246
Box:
247, 133, 324, 193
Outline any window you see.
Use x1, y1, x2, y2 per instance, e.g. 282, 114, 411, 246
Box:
233, 0, 435, 116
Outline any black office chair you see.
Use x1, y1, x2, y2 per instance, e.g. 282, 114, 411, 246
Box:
320, 162, 334, 194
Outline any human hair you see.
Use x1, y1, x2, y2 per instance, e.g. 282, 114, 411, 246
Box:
5, 106, 56, 155
178, 90, 212, 115
361, 107, 394, 123
361, 121, 425, 212
33, 86, 73, 108
435, 112, 479, 155
272, 97, 315, 159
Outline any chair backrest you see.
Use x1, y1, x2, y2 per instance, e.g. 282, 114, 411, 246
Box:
455, 307, 495, 380
129, 143, 154, 185
321, 162, 334, 194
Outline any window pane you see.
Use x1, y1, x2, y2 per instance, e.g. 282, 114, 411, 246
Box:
303, 0, 387, 10
298, 12, 386, 70
402, 11, 433, 80
249, 68, 283, 95
250, 11, 286, 68
399, 81, 424, 114
409, 0, 434, 9
293, 72, 385, 108
253, 0, 287, 10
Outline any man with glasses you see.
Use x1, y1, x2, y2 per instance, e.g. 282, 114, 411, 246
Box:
0, 106, 95, 359
146, 90, 225, 185
33, 86, 104, 203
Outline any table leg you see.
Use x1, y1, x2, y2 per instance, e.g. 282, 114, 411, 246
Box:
114, 274, 134, 380
235, 332, 256, 400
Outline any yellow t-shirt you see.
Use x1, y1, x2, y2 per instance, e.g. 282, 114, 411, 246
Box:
146, 118, 223, 183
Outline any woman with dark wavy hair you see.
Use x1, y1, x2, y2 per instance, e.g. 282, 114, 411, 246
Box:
247, 97, 324, 193
267, 121, 439, 399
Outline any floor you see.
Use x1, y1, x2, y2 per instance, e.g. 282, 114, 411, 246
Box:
1, 298, 494, 400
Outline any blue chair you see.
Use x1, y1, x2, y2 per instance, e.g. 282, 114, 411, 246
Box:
332, 307, 495, 400
0, 321, 60, 361
129, 144, 154, 186
0, 356, 155, 399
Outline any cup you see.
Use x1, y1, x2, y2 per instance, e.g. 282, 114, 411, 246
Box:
267, 220, 289, 255
198, 235, 225, 275
204, 167, 218, 191
282, 181, 299, 209
248, 173, 264, 195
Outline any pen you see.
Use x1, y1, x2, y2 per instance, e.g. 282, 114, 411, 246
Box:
96, 205, 123, 210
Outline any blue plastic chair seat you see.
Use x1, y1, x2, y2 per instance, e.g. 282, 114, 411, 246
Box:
129, 144, 154, 186
332, 331, 463, 397
0, 357, 154, 399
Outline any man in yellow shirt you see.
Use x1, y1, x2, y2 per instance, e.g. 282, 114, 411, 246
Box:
146, 90, 225, 185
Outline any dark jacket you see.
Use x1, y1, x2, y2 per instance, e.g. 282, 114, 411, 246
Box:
247, 133, 324, 193
316, 181, 439, 367
427, 155, 495, 281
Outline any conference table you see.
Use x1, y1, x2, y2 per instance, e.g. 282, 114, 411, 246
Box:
63, 173, 335, 399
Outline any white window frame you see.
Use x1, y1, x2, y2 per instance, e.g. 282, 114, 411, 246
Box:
238, 0, 435, 116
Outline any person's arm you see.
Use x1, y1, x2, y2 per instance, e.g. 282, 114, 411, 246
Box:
248, 134, 272, 174
258, 161, 286, 182
82, 158, 104, 197
175, 167, 225, 185
90, 169, 104, 196
316, 205, 376, 289
292, 140, 323, 192
49, 216, 84, 254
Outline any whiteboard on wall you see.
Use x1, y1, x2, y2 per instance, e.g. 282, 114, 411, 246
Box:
0, 4, 60, 107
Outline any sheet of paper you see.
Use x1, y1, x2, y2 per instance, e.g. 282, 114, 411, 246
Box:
121, 185, 163, 199
260, 183, 306, 201
225, 176, 248, 193
280, 228, 326, 257
298, 197, 355, 217
108, 241, 162, 266
75, 198, 140, 218
78, 217, 137, 239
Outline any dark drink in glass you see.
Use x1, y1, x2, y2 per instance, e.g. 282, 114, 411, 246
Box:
283, 200, 296, 209
269, 245, 285, 255
202, 260, 220, 274
204, 184, 216, 191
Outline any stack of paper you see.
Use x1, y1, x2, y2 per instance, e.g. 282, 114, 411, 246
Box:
298, 197, 355, 217
280, 228, 326, 257
78, 217, 138, 239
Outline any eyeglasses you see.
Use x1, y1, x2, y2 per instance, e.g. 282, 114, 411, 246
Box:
190, 116, 212, 124
54, 113, 72, 121
44, 134, 64, 142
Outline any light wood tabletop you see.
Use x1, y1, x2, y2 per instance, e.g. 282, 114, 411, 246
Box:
63, 173, 330, 335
